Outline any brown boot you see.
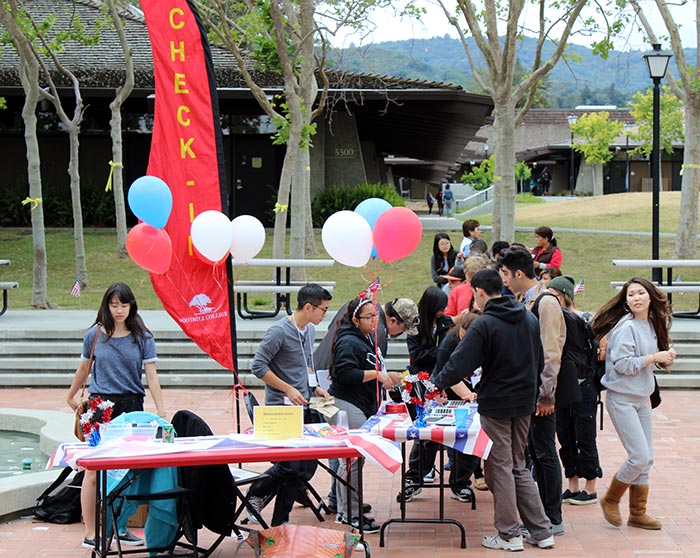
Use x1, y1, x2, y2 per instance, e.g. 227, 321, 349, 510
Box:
627, 484, 662, 530
600, 475, 630, 526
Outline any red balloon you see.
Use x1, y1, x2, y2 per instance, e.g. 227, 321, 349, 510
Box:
373, 207, 423, 263
126, 223, 173, 274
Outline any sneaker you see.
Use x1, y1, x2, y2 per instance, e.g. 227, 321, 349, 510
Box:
118, 531, 144, 546
473, 477, 488, 491
552, 521, 565, 536
562, 489, 580, 503
246, 494, 265, 524
396, 483, 422, 503
336, 514, 380, 534
481, 533, 524, 552
570, 490, 598, 505
423, 468, 436, 483
327, 501, 337, 514
450, 488, 473, 503
525, 534, 555, 549
82, 538, 113, 550
444, 461, 453, 471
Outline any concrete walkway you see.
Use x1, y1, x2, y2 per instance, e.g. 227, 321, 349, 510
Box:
1, 388, 700, 558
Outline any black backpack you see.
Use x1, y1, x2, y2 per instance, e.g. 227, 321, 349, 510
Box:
532, 292, 598, 380
33, 467, 84, 524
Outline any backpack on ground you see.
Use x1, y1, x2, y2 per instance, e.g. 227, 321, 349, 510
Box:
531, 292, 600, 407
33, 467, 84, 524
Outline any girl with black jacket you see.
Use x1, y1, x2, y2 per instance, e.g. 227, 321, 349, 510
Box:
328, 298, 402, 533
400, 287, 476, 503
430, 233, 457, 287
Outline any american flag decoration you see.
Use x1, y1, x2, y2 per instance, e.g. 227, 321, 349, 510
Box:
574, 278, 585, 294
70, 276, 81, 298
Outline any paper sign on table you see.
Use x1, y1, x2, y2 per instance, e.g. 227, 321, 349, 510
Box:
254, 405, 303, 440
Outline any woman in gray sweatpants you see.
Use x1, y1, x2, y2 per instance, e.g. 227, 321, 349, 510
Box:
591, 277, 675, 530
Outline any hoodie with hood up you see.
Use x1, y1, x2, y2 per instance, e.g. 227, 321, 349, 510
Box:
432, 295, 543, 419
328, 323, 384, 417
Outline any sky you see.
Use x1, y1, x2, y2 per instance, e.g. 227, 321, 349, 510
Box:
327, 0, 698, 53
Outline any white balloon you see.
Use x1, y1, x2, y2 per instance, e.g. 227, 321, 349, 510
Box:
190, 210, 233, 264
322, 211, 373, 267
230, 215, 266, 263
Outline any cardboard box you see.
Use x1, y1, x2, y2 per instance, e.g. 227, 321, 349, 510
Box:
127, 505, 148, 528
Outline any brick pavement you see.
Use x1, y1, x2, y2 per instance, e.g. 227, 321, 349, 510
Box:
1, 387, 700, 558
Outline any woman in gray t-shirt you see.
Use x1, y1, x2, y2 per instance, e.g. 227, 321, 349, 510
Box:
66, 282, 165, 549
591, 277, 675, 531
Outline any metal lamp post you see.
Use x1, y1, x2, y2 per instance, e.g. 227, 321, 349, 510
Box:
484, 142, 489, 162
566, 114, 578, 196
643, 43, 672, 283
623, 124, 633, 193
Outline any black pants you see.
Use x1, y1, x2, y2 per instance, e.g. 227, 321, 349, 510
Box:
556, 379, 603, 480
250, 459, 318, 526
527, 412, 562, 525
405, 440, 477, 491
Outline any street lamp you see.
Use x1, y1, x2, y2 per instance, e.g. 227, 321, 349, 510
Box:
484, 142, 489, 161
567, 114, 578, 195
623, 123, 633, 193
643, 43, 672, 283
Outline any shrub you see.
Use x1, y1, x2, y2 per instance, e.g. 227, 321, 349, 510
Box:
311, 182, 405, 227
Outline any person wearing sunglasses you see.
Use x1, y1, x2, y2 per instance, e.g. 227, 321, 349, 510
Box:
314, 295, 418, 514
327, 298, 403, 533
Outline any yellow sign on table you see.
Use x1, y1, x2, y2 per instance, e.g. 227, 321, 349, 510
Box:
253, 406, 303, 440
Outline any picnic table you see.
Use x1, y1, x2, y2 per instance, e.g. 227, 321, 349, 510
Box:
612, 259, 700, 317
0, 259, 18, 317
231, 258, 335, 319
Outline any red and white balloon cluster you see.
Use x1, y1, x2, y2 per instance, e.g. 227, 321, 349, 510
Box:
321, 198, 422, 267
125, 175, 265, 274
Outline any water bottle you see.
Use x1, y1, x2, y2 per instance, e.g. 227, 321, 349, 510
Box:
335, 410, 349, 433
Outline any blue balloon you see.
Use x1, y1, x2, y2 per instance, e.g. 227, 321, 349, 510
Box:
127, 175, 173, 229
355, 198, 392, 258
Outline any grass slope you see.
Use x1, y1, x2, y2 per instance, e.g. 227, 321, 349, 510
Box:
0, 192, 695, 315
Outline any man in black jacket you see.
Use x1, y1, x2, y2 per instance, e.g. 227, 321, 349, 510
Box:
432, 269, 554, 551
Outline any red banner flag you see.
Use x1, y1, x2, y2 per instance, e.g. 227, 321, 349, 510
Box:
141, 0, 234, 371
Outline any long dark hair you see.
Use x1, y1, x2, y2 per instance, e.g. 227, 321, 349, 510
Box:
432, 233, 456, 261
94, 283, 149, 340
415, 286, 448, 344
591, 276, 672, 354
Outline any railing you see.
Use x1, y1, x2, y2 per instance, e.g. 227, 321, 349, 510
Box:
455, 185, 493, 211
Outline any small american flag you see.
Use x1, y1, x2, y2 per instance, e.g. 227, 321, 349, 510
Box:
574, 278, 585, 294
70, 277, 81, 298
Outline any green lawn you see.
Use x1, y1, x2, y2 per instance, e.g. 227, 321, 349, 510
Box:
1, 191, 696, 314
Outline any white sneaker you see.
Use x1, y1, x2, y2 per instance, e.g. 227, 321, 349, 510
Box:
482, 533, 524, 552
246, 494, 265, 524
525, 534, 555, 549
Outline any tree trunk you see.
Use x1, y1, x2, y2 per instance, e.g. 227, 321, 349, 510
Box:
492, 97, 517, 243
109, 96, 128, 257
289, 118, 306, 280
22, 62, 49, 308
68, 127, 88, 287
271, 142, 296, 260
675, 92, 700, 258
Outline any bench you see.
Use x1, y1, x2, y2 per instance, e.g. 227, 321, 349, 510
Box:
0, 260, 18, 317
231, 258, 335, 319
0, 281, 19, 317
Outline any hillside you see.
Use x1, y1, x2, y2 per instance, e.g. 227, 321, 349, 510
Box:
329, 36, 694, 107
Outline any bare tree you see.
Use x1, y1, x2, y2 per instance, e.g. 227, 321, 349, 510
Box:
105, 0, 135, 258
436, 0, 588, 242
630, 0, 700, 258
0, 0, 49, 307
198, 0, 326, 265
